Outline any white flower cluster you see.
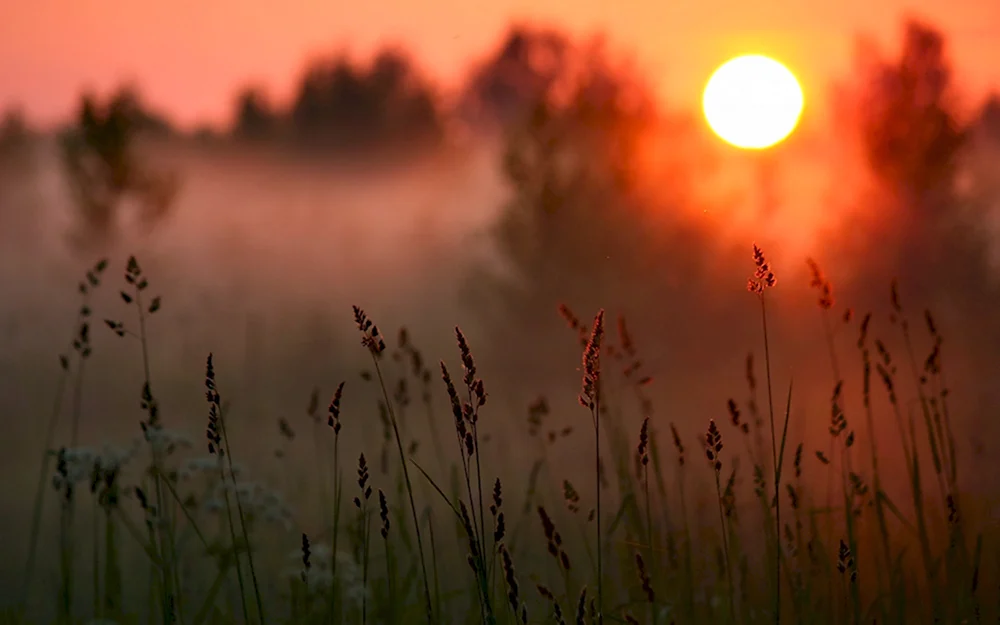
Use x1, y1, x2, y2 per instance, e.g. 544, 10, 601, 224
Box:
175, 454, 244, 482
142, 427, 193, 456
49, 430, 304, 540
201, 479, 294, 530
51, 441, 143, 491
285, 544, 367, 605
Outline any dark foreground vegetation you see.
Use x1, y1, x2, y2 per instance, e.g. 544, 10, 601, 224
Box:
6, 246, 997, 625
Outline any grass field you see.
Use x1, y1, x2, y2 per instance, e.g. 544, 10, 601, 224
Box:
6, 247, 999, 625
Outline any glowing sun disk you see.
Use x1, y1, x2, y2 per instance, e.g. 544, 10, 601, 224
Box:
702, 55, 804, 150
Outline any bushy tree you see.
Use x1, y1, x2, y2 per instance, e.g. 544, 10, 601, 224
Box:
459, 25, 575, 130
831, 18, 984, 284
61, 88, 178, 250
852, 19, 967, 215
289, 48, 442, 151
466, 28, 711, 386
833, 18, 1000, 401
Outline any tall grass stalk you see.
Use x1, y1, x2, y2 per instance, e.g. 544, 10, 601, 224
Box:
20, 259, 108, 616
579, 310, 605, 624
353, 306, 434, 624
354, 453, 373, 625
749, 243, 781, 623
891, 283, 949, 510
107, 256, 183, 624
705, 420, 735, 621
807, 258, 843, 574
857, 313, 894, 591
205, 355, 252, 624
327, 383, 345, 621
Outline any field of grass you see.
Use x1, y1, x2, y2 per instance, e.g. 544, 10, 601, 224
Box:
6, 247, 998, 625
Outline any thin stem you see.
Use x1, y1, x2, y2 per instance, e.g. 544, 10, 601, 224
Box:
384, 537, 395, 623
820, 310, 839, 560
58, 496, 75, 625
427, 512, 442, 620
70, 359, 87, 449
218, 407, 265, 624
133, 288, 176, 625
594, 386, 603, 625
677, 466, 695, 622
372, 356, 435, 624
93, 501, 101, 620
21, 314, 83, 614
361, 502, 370, 625
329, 434, 341, 621
217, 459, 249, 624
760, 294, 781, 624
715, 473, 736, 622
643, 465, 655, 625
471, 420, 487, 580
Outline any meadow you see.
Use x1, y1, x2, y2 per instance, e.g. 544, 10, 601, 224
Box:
3, 22, 1000, 620
5, 238, 997, 625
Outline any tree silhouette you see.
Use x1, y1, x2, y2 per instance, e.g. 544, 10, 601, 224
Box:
0, 108, 29, 154
233, 87, 278, 141
978, 94, 1000, 144
61, 87, 179, 250
288, 48, 442, 151
830, 18, 987, 294
0, 107, 35, 231
832, 17, 1000, 383
459, 25, 574, 130
853, 19, 966, 215
467, 31, 709, 386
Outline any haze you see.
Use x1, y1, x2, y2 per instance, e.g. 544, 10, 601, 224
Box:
2, 6, 1000, 620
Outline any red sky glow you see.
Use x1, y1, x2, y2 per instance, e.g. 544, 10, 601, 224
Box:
1, 0, 998, 129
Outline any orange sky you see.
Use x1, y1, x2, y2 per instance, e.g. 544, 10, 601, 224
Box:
1, 0, 998, 130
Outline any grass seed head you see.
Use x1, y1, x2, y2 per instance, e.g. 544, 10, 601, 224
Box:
354, 453, 371, 506
352, 306, 386, 355
787, 483, 800, 510
575, 586, 588, 625
379, 489, 390, 538
806, 258, 834, 310
579, 310, 605, 411
705, 419, 723, 473
637, 416, 650, 467
670, 422, 685, 466
748, 243, 777, 293
301, 533, 311, 572
327, 381, 345, 434
454, 326, 477, 387
837, 539, 857, 582
500, 544, 522, 618
635, 552, 655, 602
794, 442, 803, 478
563, 480, 581, 513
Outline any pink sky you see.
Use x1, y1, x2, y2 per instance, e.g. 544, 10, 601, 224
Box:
1, 0, 998, 130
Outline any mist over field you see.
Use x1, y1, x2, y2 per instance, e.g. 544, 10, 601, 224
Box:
2, 16, 1000, 624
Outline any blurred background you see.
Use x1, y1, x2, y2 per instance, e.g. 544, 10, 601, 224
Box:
2, 0, 1000, 613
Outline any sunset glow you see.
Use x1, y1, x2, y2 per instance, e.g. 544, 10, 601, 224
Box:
702, 55, 804, 150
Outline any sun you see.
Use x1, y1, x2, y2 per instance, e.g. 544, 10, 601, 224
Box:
702, 54, 804, 150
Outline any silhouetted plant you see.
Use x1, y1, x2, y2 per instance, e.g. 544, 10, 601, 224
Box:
60, 87, 179, 250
